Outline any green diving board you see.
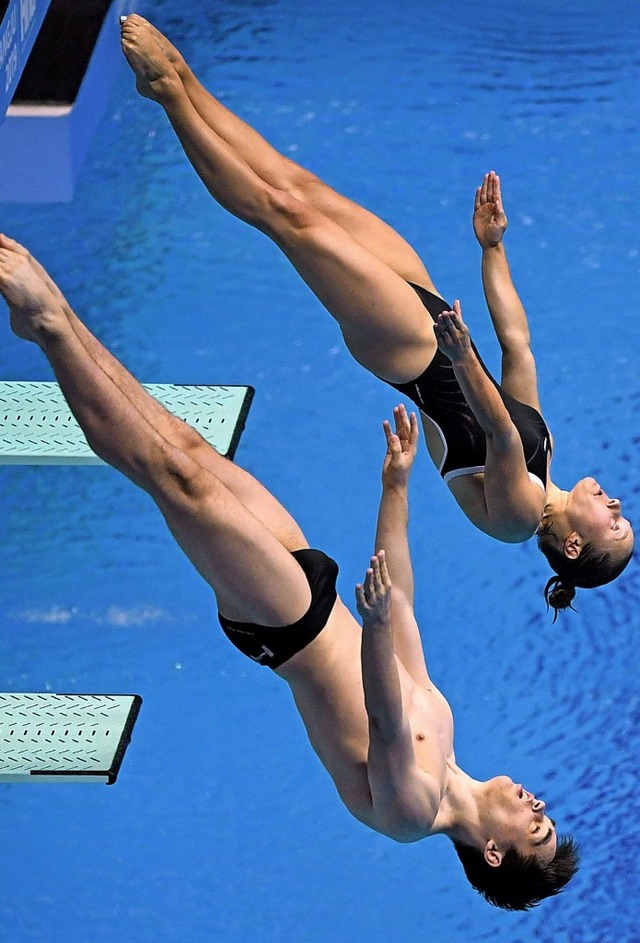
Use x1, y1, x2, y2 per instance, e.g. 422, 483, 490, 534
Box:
0, 382, 254, 464
0, 693, 142, 784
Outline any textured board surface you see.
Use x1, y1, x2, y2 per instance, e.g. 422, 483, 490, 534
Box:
0, 382, 254, 463
0, 693, 142, 783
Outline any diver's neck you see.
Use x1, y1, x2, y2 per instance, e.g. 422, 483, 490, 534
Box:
543, 480, 569, 518
431, 766, 485, 844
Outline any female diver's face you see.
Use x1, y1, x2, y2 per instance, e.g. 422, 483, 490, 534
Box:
567, 477, 634, 553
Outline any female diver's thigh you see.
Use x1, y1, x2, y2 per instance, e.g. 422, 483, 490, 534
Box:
267, 190, 438, 382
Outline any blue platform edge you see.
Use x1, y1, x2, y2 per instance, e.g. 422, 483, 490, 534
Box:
0, 0, 54, 122
0, 0, 127, 202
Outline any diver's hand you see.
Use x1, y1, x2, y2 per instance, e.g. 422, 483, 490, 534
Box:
434, 300, 472, 363
381, 404, 419, 489
473, 171, 508, 248
356, 551, 392, 628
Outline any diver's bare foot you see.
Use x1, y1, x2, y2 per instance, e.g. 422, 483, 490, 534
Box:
122, 15, 188, 79
121, 16, 181, 102
0, 234, 66, 309
0, 241, 65, 343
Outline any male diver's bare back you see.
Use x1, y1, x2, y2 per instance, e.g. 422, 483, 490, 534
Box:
276, 596, 455, 835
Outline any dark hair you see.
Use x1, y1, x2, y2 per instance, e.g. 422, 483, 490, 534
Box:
538, 529, 632, 622
452, 836, 580, 911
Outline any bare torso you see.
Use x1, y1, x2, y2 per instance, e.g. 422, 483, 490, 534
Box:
276, 596, 455, 836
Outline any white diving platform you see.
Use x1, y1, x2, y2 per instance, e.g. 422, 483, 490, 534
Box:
0, 693, 142, 784
0, 382, 255, 463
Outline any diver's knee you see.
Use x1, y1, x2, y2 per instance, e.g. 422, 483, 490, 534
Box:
143, 444, 215, 504
284, 164, 324, 203
261, 186, 316, 237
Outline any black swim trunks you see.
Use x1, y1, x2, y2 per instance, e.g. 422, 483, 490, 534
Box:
218, 548, 339, 670
387, 283, 551, 490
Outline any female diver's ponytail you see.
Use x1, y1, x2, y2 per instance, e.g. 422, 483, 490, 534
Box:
543, 576, 577, 623
538, 530, 632, 621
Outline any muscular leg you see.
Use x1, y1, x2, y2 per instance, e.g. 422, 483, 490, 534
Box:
121, 22, 437, 384
127, 15, 439, 290
0, 239, 312, 625
0, 235, 307, 550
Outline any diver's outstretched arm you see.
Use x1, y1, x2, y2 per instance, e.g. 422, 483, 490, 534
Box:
374, 405, 430, 686
473, 172, 541, 412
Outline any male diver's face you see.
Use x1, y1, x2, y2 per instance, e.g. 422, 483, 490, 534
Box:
483, 775, 557, 865
568, 477, 634, 554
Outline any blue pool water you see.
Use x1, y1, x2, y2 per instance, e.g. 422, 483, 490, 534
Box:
1, 1, 639, 940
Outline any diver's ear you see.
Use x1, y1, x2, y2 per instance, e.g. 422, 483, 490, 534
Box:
563, 532, 583, 559
484, 840, 503, 868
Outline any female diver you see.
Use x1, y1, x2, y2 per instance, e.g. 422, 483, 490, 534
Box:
119, 15, 634, 616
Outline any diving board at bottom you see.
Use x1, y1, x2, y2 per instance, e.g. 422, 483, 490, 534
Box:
0, 382, 254, 463
0, 693, 142, 784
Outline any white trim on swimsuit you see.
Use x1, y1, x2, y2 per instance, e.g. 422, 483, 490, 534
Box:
420, 409, 546, 492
